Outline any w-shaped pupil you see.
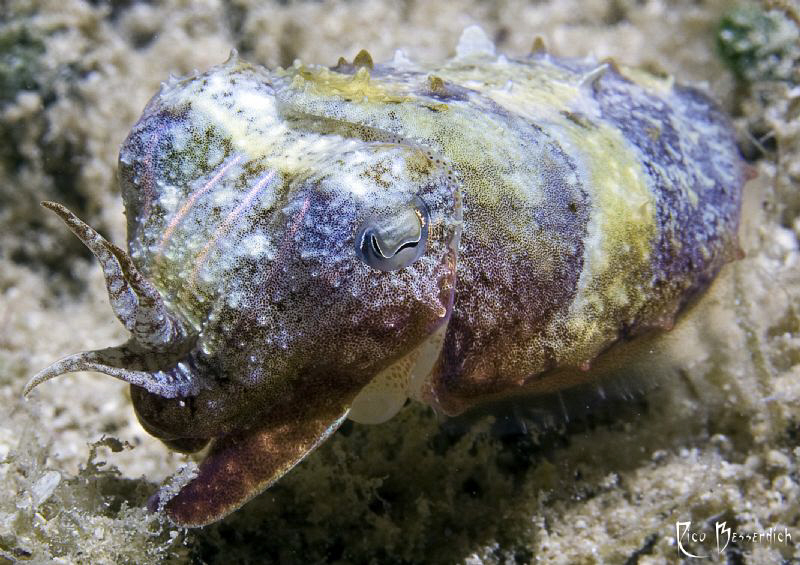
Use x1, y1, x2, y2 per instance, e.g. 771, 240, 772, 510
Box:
370, 234, 419, 258
355, 197, 429, 272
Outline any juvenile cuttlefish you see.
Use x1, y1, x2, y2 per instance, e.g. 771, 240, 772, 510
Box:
26, 27, 745, 526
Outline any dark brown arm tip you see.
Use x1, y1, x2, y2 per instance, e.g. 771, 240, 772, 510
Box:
159, 394, 351, 527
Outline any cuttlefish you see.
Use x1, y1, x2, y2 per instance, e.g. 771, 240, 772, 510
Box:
25, 28, 745, 526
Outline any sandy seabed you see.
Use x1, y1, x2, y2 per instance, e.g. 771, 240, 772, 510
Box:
1, 0, 799, 563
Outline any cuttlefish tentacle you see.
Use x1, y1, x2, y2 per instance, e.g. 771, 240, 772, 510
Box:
154, 385, 353, 527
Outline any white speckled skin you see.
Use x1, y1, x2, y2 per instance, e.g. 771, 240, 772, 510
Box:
27, 27, 744, 526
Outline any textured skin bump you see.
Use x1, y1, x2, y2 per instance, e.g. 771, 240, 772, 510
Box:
27, 29, 744, 526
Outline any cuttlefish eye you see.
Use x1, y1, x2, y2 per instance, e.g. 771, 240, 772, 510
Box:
355, 196, 430, 272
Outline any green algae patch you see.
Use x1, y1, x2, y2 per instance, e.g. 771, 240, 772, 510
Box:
0, 25, 46, 107
717, 4, 800, 84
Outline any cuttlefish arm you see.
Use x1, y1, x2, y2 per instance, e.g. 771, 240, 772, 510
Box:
39, 201, 189, 349
151, 386, 352, 527
24, 203, 201, 399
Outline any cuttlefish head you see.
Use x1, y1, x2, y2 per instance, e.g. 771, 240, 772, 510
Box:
25, 117, 462, 525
